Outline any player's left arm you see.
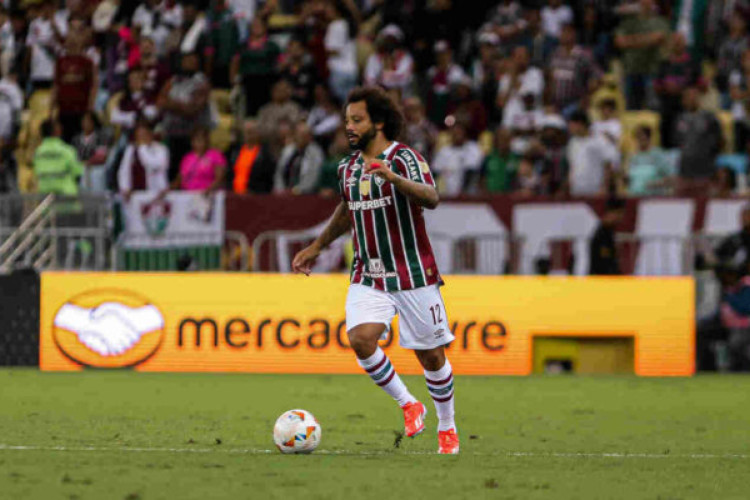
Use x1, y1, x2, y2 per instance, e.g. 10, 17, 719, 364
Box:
364, 154, 440, 209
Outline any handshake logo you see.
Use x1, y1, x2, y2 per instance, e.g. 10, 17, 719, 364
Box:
52, 292, 165, 368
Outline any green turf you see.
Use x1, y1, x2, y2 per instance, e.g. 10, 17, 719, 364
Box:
1, 370, 749, 499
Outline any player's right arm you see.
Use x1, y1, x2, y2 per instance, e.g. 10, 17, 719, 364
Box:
292, 201, 351, 276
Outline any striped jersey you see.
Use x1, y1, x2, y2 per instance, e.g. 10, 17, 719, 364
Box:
338, 142, 442, 292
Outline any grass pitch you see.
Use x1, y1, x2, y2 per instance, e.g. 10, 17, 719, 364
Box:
1, 370, 749, 500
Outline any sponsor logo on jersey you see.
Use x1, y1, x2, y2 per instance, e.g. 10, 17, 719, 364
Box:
359, 176, 371, 196
363, 258, 398, 279
347, 196, 393, 211
345, 175, 357, 188
52, 289, 165, 368
419, 161, 430, 174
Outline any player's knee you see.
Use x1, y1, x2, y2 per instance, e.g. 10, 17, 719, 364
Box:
417, 349, 445, 371
348, 329, 378, 357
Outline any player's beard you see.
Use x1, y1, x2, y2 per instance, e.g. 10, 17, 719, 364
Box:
348, 125, 377, 151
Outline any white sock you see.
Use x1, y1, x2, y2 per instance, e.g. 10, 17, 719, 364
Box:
357, 347, 416, 407
425, 359, 456, 432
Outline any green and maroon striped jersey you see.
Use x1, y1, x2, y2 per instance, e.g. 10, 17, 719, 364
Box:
337, 142, 442, 292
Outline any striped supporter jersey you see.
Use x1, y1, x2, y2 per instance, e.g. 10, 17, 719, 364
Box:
338, 142, 442, 292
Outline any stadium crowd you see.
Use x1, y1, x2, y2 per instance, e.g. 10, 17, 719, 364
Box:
0, 0, 749, 200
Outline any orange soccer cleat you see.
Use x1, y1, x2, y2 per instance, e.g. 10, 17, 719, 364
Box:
401, 401, 427, 438
438, 428, 459, 455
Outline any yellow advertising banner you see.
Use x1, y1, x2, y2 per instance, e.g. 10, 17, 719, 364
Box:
39, 273, 694, 376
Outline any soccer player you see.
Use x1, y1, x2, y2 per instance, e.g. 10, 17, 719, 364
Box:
292, 86, 458, 454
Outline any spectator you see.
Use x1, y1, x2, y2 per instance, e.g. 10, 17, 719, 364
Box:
470, 32, 502, 118
537, 114, 569, 196
230, 17, 279, 116
591, 99, 622, 166
502, 84, 544, 156
481, 128, 519, 193
33, 119, 83, 196
228, 119, 275, 194
204, 0, 240, 89
516, 7, 558, 67
716, 15, 747, 110
541, 0, 573, 40
52, 33, 97, 143
730, 49, 750, 151
566, 110, 616, 197
711, 167, 738, 197
548, 23, 601, 118
0, 138, 17, 193
279, 36, 317, 108
486, 0, 525, 44
672, 0, 708, 63
426, 40, 467, 127
0, 6, 14, 77
111, 68, 159, 138
134, 36, 172, 100
578, 3, 611, 69
497, 46, 544, 129
715, 205, 750, 271
364, 24, 415, 97
655, 33, 700, 148
171, 1, 207, 65
0, 70, 22, 146
25, 0, 62, 91
512, 155, 541, 197
403, 96, 438, 162
615, 0, 669, 110
673, 86, 722, 195
159, 52, 212, 181
307, 83, 341, 150
72, 111, 111, 192
446, 76, 488, 141
324, 0, 357, 102
317, 127, 348, 196
256, 79, 303, 143
626, 125, 672, 196
117, 118, 169, 201
174, 127, 227, 193
229, 0, 278, 41
274, 121, 324, 194
589, 197, 625, 275
432, 122, 483, 196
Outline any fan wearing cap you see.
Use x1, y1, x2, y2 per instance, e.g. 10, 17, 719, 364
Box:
426, 40, 468, 127
364, 24, 415, 97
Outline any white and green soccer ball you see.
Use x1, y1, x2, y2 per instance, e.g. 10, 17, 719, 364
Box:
273, 409, 322, 454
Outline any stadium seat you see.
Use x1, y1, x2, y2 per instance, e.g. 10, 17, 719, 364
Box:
27, 90, 52, 120
211, 114, 234, 152
211, 89, 232, 115
717, 111, 735, 153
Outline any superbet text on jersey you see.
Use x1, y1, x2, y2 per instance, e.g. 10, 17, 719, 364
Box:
338, 142, 442, 292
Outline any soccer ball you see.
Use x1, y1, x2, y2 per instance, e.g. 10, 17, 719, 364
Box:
273, 409, 322, 454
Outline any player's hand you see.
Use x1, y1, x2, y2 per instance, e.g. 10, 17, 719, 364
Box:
292, 244, 321, 276
364, 160, 397, 183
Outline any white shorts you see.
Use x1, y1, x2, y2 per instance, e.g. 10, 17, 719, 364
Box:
345, 283, 455, 350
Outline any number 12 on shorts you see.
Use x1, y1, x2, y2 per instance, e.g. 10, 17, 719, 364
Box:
429, 304, 442, 325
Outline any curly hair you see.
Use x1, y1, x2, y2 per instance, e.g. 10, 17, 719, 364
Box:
345, 86, 404, 141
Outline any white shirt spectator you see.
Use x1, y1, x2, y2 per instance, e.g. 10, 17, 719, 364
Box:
567, 135, 616, 196
591, 117, 622, 166
503, 107, 544, 155
0, 19, 14, 76
498, 67, 544, 123
364, 50, 415, 95
541, 4, 573, 39
230, 0, 259, 24
432, 140, 483, 196
26, 17, 57, 82
54, 8, 69, 38
0, 77, 23, 141
324, 18, 357, 77
117, 142, 170, 194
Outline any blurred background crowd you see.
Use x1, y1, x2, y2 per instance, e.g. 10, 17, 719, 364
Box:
2, 0, 750, 201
